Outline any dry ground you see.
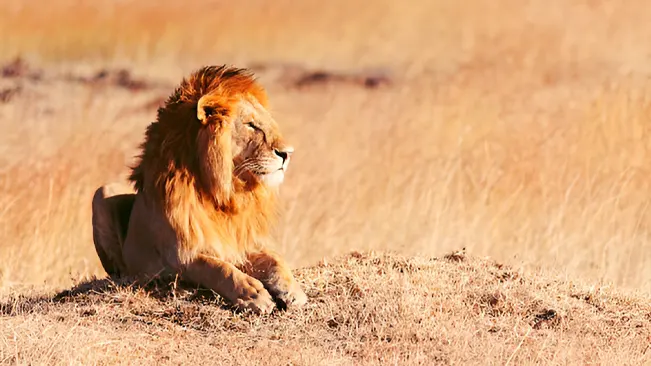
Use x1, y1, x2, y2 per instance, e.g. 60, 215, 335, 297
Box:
1, 0, 651, 364
2, 251, 650, 365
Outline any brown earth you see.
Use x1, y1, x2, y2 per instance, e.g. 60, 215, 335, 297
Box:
2, 251, 650, 365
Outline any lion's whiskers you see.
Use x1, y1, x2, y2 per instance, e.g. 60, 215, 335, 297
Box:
234, 157, 280, 177
234, 159, 258, 176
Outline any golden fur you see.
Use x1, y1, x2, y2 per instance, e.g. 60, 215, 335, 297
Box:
92, 65, 307, 314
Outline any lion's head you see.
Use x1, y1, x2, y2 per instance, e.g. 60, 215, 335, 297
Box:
128, 65, 292, 214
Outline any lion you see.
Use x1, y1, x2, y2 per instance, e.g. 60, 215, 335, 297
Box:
91, 65, 307, 314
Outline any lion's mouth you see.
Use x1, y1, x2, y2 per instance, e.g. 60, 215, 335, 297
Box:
252, 165, 284, 176
258, 168, 285, 186
234, 158, 287, 186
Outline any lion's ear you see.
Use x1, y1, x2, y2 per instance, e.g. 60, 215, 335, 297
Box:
197, 95, 216, 125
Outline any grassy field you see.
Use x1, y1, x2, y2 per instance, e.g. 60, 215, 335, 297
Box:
1, 0, 651, 364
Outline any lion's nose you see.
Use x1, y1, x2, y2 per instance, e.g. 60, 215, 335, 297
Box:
274, 146, 294, 163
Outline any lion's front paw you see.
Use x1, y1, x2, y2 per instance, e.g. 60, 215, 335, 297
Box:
273, 282, 308, 310
233, 276, 275, 315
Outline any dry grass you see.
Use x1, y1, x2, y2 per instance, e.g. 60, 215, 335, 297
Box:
2, 251, 650, 365
1, 0, 651, 364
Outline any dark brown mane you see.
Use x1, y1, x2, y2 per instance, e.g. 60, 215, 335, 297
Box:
128, 65, 268, 196
164, 65, 268, 107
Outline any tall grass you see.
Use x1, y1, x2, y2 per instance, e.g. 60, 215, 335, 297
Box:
0, 0, 650, 292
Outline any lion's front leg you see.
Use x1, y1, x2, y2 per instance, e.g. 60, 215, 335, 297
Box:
182, 254, 275, 314
244, 249, 308, 309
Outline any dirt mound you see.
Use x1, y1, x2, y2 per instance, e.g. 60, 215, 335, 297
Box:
1, 251, 649, 365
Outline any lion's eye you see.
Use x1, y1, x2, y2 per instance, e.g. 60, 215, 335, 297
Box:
246, 122, 261, 132
246, 122, 267, 143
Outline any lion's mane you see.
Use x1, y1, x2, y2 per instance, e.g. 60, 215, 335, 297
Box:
128, 66, 277, 264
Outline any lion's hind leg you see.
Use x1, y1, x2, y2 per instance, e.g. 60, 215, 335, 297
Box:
91, 182, 136, 278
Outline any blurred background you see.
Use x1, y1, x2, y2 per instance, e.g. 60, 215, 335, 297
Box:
1, 0, 650, 292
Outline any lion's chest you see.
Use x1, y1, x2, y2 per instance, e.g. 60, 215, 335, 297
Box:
183, 208, 266, 262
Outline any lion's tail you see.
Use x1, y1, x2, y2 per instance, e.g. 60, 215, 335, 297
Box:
91, 183, 136, 278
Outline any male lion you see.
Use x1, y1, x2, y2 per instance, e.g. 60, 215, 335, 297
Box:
91, 65, 307, 314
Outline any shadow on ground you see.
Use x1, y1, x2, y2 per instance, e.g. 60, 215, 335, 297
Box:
0, 274, 238, 325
